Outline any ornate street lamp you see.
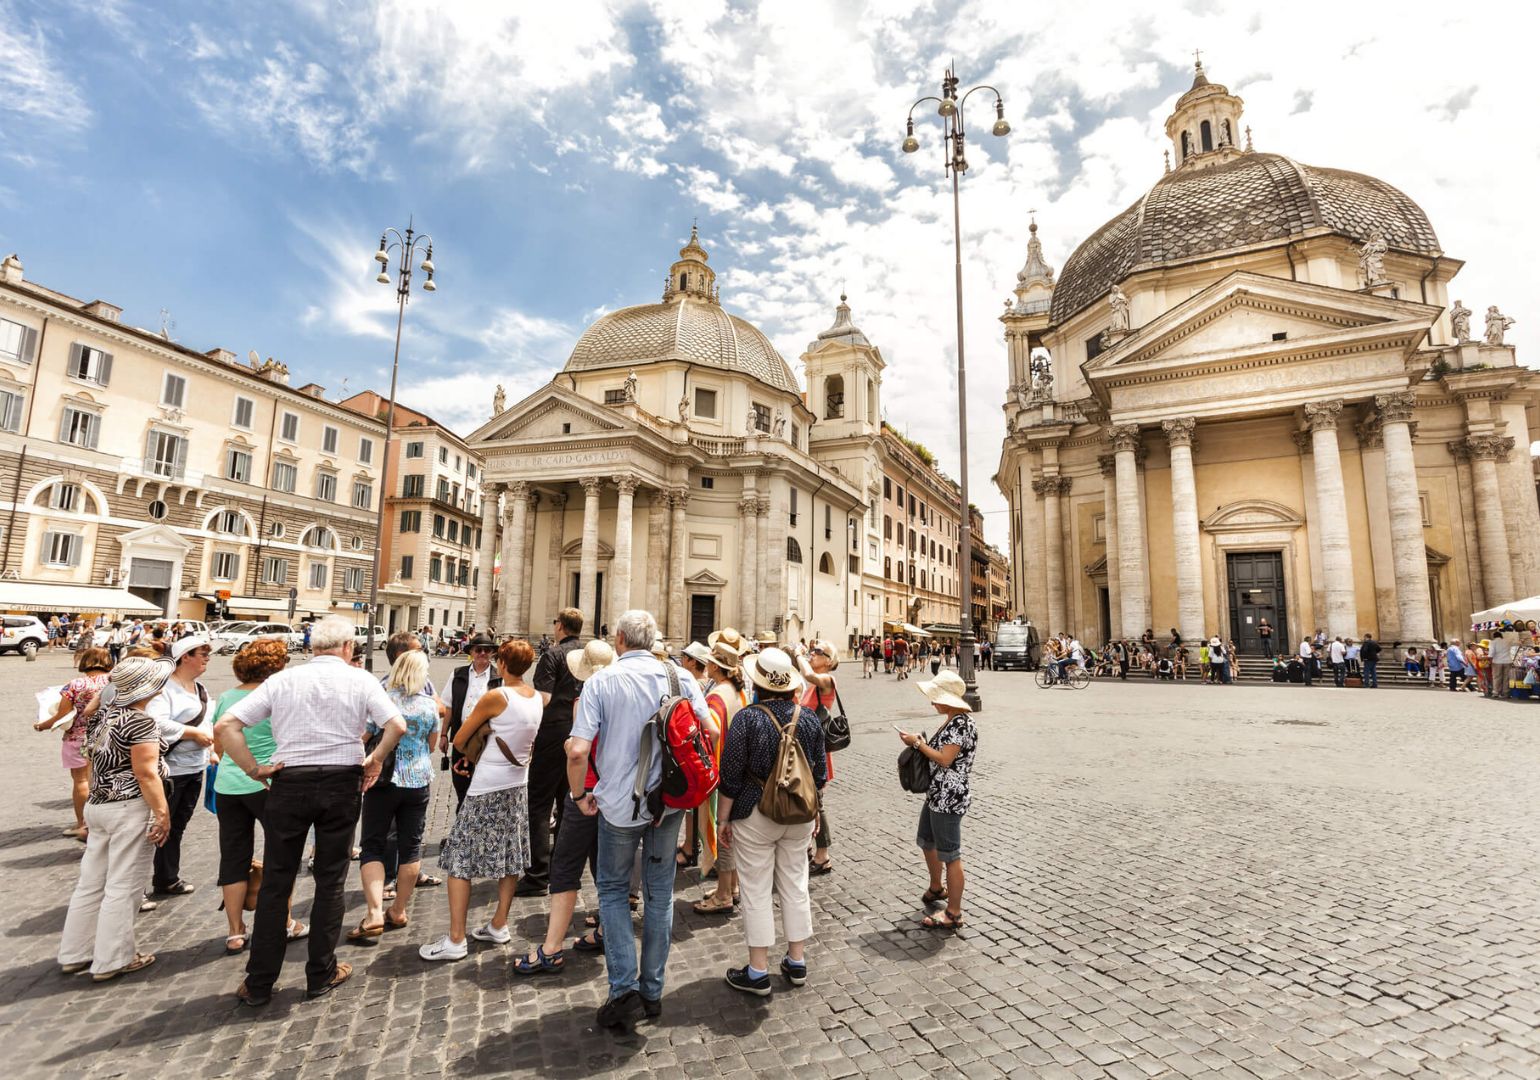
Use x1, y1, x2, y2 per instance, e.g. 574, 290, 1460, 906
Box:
901, 66, 1008, 711
364, 220, 436, 670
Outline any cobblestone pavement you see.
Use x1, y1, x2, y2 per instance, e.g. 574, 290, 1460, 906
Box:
2, 650, 1538, 1079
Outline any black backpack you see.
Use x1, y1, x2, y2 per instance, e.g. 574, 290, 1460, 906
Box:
897, 732, 931, 793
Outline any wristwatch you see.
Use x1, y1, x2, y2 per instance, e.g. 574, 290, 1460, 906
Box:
571, 789, 587, 801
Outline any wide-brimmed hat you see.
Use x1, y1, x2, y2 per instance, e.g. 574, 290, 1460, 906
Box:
567, 639, 617, 682
101, 656, 174, 707
683, 641, 714, 667
171, 634, 211, 663
917, 669, 972, 712
743, 647, 804, 694
707, 641, 742, 674
465, 633, 496, 651
650, 639, 670, 658
707, 627, 748, 656
1209, 637, 1221, 647
809, 639, 840, 670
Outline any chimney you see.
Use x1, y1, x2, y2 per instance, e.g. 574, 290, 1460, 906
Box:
0, 253, 21, 284
298, 382, 326, 398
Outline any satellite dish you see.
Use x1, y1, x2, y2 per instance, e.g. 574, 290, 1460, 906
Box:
248, 349, 260, 366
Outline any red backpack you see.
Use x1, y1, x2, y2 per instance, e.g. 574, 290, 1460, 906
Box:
631, 662, 719, 822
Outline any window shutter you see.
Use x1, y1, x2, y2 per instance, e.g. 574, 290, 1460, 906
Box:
2, 393, 19, 432
20, 326, 37, 364
58, 409, 72, 443
172, 434, 188, 478
85, 412, 99, 449
69, 536, 83, 567
99, 352, 113, 385
144, 429, 156, 466
68, 342, 83, 376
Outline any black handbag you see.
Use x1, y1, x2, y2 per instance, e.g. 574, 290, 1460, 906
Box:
898, 732, 931, 793
817, 689, 851, 752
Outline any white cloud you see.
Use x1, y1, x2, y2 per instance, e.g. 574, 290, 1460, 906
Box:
0, 5, 92, 133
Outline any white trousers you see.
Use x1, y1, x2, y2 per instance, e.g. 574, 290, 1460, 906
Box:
732, 808, 815, 950
58, 798, 155, 974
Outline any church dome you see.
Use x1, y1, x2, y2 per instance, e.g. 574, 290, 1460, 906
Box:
1050, 152, 1442, 326
562, 228, 800, 394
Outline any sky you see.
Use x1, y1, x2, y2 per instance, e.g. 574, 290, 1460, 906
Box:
2, 0, 1535, 548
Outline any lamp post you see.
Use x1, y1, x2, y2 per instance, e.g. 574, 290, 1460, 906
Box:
364, 220, 436, 671
901, 66, 1008, 712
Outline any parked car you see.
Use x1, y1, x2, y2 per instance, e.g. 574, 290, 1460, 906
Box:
0, 616, 49, 657
213, 621, 300, 654
353, 625, 387, 651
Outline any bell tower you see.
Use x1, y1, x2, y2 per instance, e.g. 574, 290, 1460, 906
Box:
661, 224, 719, 305
1164, 57, 1247, 171
803, 293, 883, 442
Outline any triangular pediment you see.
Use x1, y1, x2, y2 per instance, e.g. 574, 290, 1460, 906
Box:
1086, 272, 1441, 378
683, 569, 728, 587
115, 522, 195, 553
469, 383, 628, 444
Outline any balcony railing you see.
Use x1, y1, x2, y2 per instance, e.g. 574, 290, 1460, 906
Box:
690, 435, 746, 456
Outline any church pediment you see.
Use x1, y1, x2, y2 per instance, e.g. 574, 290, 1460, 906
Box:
1202, 499, 1304, 533
469, 383, 627, 444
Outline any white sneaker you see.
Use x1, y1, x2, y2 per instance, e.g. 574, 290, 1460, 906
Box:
469, 922, 510, 944
418, 934, 469, 961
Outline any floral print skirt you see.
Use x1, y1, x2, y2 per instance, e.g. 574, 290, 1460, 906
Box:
439, 784, 531, 880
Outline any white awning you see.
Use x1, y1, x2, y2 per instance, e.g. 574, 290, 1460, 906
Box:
0, 582, 162, 615
883, 620, 933, 637
197, 594, 329, 617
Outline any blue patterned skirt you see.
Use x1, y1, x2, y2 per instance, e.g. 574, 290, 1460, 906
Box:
439, 784, 531, 880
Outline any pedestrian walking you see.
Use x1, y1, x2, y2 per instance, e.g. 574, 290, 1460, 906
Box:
35, 646, 113, 842
146, 635, 216, 898
57, 656, 175, 981
717, 648, 828, 996
523, 609, 585, 897
215, 615, 406, 1007
896, 668, 977, 931
565, 609, 710, 1030
420, 639, 545, 961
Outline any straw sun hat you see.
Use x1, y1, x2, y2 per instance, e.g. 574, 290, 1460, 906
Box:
743, 647, 804, 694
567, 639, 617, 682
916, 668, 972, 712
100, 655, 175, 708
707, 627, 748, 655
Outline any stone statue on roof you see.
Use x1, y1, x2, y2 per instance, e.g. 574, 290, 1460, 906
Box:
492, 383, 506, 416
773, 410, 787, 438
1108, 284, 1130, 333
1358, 229, 1388, 286
623, 369, 638, 402
1484, 305, 1515, 347
1449, 300, 1472, 344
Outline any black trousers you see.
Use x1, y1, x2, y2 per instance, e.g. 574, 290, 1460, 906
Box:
245, 766, 361, 996
521, 730, 570, 891
152, 771, 204, 891
449, 750, 474, 809
216, 789, 267, 886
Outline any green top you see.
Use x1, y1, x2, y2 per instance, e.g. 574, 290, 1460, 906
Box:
213, 688, 276, 796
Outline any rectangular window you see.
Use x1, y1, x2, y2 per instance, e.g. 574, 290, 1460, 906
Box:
466, 463, 477, 481
161, 372, 187, 409
51, 482, 80, 511
402, 474, 425, 498
232, 396, 255, 429
400, 509, 421, 532
358, 437, 373, 464
144, 429, 187, 479
67, 343, 113, 385
279, 412, 299, 442
604, 389, 627, 405
42, 530, 82, 567
438, 446, 448, 464
405, 441, 424, 459
435, 477, 450, 502
1085, 331, 1106, 362
448, 520, 460, 543
212, 551, 239, 581
700, 476, 714, 489
322, 425, 338, 454
433, 514, 446, 538
430, 555, 442, 582
792, 423, 800, 448
344, 567, 365, 592
0, 318, 38, 365
58, 406, 99, 448
308, 562, 328, 589
352, 481, 372, 509
400, 554, 414, 579
694, 387, 717, 418
224, 448, 252, 483
752, 403, 771, 432
262, 556, 288, 584
271, 460, 297, 493
884, 476, 891, 499
315, 472, 337, 502
0, 387, 22, 433
455, 454, 461, 471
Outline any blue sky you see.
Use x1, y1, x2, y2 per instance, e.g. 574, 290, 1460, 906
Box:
2, 0, 1534, 547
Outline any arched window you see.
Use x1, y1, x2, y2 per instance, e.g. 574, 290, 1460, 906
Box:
920, 569, 927, 590
213, 509, 249, 536
1200, 120, 1213, 152
786, 537, 803, 563
818, 552, 834, 575
679, 273, 688, 291
824, 374, 845, 419
1220, 119, 1232, 146
306, 526, 335, 550
1181, 130, 1192, 159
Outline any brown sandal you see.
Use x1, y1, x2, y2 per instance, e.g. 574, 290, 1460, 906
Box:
920, 909, 964, 930
921, 886, 948, 906
383, 911, 409, 931
305, 960, 352, 999
92, 953, 155, 981
693, 894, 735, 915
345, 921, 383, 942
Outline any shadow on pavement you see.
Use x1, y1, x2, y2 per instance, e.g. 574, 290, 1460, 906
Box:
3, 846, 87, 870
447, 998, 648, 1077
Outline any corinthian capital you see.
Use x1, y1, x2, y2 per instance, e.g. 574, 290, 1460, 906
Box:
1464, 434, 1515, 462
738, 496, 758, 517
668, 487, 691, 510
579, 477, 603, 497
1097, 453, 1117, 478
1303, 399, 1344, 432
1374, 390, 1417, 426
1160, 416, 1197, 448
613, 474, 640, 496
1107, 423, 1141, 454
507, 480, 530, 499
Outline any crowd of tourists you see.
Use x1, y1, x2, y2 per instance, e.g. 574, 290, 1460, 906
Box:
855, 635, 997, 679
35, 605, 979, 1029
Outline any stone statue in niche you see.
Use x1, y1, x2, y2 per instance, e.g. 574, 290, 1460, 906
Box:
492, 383, 506, 416
1107, 284, 1130, 333
773, 410, 787, 439
746, 408, 758, 435
622, 369, 638, 402
1358, 229, 1388, 285
678, 396, 689, 423
1484, 305, 1515, 347
1449, 300, 1472, 343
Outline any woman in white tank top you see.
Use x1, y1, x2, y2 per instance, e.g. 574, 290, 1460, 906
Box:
695, 641, 750, 915
419, 641, 547, 962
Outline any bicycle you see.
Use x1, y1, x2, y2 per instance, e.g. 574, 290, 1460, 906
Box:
1035, 663, 1090, 689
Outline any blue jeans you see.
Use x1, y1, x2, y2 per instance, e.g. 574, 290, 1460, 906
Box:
596, 810, 681, 1003
1363, 659, 1378, 688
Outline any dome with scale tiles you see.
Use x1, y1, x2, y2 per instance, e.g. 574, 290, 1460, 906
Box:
562, 228, 800, 394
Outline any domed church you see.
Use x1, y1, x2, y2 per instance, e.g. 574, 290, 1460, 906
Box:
468, 228, 887, 645
995, 61, 1539, 650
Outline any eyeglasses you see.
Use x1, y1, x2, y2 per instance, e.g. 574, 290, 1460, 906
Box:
472, 646, 493, 654
810, 648, 830, 658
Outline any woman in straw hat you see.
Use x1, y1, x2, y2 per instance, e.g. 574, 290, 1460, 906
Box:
896, 668, 978, 931
58, 656, 177, 981
718, 648, 827, 996
514, 638, 616, 975
694, 635, 749, 915
794, 640, 840, 875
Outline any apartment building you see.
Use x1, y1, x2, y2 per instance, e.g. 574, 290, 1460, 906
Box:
878, 423, 964, 630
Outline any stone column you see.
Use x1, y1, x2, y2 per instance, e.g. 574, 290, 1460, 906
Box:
609, 475, 638, 618
667, 487, 689, 640
755, 495, 771, 636
1109, 424, 1147, 637
1463, 434, 1515, 603
474, 483, 502, 632
645, 492, 668, 619
544, 491, 567, 622
738, 494, 759, 632
1375, 392, 1434, 643
1304, 400, 1357, 638
1162, 416, 1205, 645
577, 477, 602, 633
1098, 455, 1121, 636
1033, 476, 1068, 634
501, 482, 531, 635
519, 492, 539, 634
1499, 401, 1540, 596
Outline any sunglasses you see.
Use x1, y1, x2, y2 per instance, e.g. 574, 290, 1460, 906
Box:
472, 646, 493, 653
810, 648, 830, 658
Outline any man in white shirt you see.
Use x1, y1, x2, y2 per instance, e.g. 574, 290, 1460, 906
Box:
216, 615, 405, 1008
1488, 632, 1513, 699
1329, 636, 1347, 687
1299, 638, 1315, 686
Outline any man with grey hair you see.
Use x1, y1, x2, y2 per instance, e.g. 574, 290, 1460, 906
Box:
217, 614, 407, 1007
567, 609, 709, 1030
